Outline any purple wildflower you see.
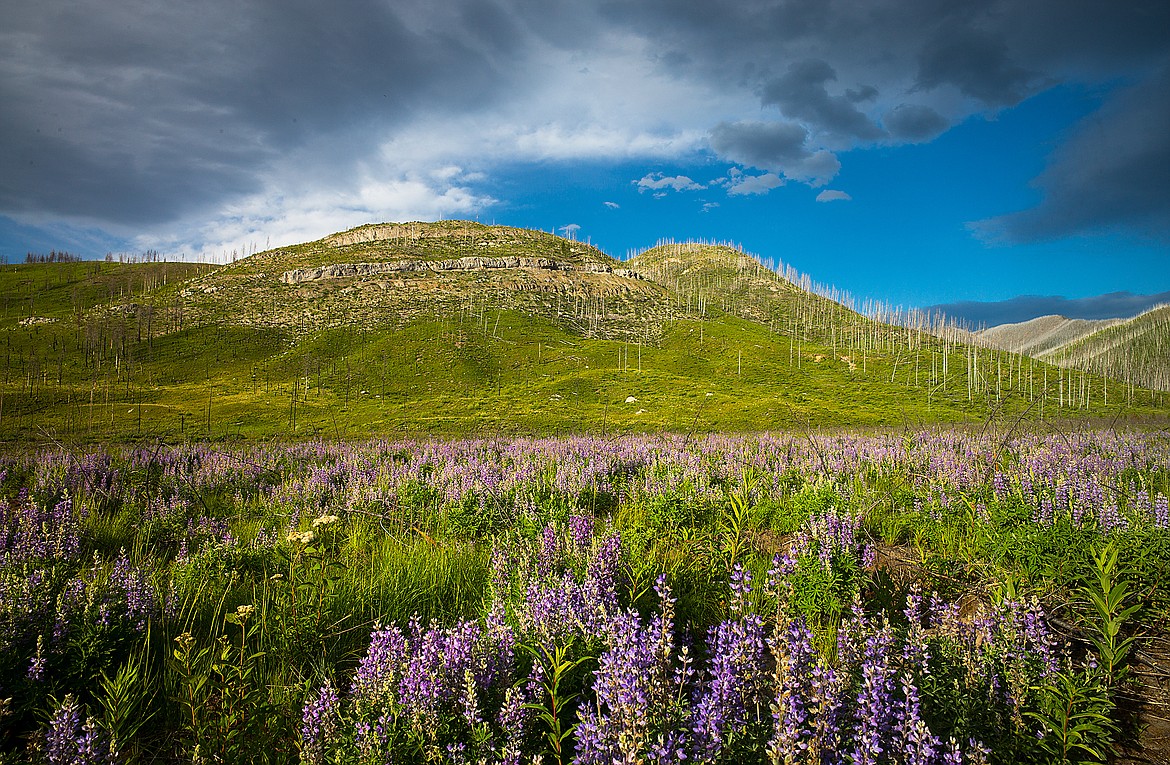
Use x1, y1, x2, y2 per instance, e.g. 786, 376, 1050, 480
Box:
568, 513, 595, 553
692, 615, 768, 760
896, 673, 941, 765
27, 633, 46, 681
300, 680, 340, 765
728, 563, 752, 616
44, 694, 115, 765
851, 619, 897, 765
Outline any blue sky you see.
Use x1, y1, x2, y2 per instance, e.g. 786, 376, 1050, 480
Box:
2, 0, 1168, 325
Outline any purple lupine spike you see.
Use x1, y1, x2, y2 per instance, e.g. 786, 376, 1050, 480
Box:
896, 673, 941, 765
300, 680, 340, 765
851, 619, 897, 765
44, 695, 83, 765
575, 581, 690, 765
537, 524, 563, 579
568, 513, 595, 554
44, 694, 115, 765
352, 622, 409, 710
728, 563, 752, 616
768, 615, 819, 762
903, 587, 931, 669
691, 612, 768, 761
27, 633, 45, 681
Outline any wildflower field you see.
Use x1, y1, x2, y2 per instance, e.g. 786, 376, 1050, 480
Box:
2, 427, 1169, 764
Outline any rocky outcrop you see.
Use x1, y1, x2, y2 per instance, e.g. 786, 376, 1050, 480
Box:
281, 258, 643, 284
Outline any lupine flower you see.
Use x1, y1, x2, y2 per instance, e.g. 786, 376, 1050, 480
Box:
728, 564, 752, 616
575, 579, 689, 765
691, 614, 768, 760
896, 673, 941, 765
568, 513, 595, 552
850, 619, 897, 765
44, 694, 116, 765
27, 633, 46, 681
768, 616, 821, 763
300, 680, 340, 765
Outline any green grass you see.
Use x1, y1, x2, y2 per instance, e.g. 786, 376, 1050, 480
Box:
0, 260, 212, 326
1, 226, 1166, 442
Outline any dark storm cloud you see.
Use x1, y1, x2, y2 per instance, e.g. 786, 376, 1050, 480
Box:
4, 0, 1170, 246
915, 25, 1038, 106
605, 0, 1170, 234
760, 59, 884, 142
0, 0, 531, 226
978, 64, 1170, 243
883, 104, 950, 142
708, 120, 839, 185
709, 121, 809, 168
925, 291, 1170, 327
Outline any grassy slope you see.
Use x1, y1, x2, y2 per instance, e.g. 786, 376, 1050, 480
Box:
0, 225, 1165, 442
0, 260, 212, 323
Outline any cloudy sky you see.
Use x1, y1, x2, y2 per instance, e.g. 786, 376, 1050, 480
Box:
3, 0, 1168, 323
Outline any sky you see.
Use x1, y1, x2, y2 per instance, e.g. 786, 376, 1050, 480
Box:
2, 0, 1169, 326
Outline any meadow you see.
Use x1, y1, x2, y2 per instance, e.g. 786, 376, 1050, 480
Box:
4, 250, 1166, 444
1, 425, 1168, 764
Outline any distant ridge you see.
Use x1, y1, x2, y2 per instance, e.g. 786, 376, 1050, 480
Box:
924, 290, 1170, 328
1046, 305, 1170, 392
977, 315, 1124, 356
976, 306, 1170, 391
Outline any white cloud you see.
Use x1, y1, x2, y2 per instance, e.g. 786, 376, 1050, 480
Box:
726, 172, 784, 196
816, 189, 852, 202
636, 173, 706, 194
134, 169, 494, 262
604, 201, 620, 209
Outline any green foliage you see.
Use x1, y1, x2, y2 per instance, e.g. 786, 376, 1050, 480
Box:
268, 520, 351, 671
787, 480, 840, 521
1083, 545, 1141, 687
720, 468, 759, 570
522, 641, 592, 765
97, 647, 156, 763
1029, 666, 1119, 765
172, 607, 286, 764
447, 493, 505, 538
788, 552, 863, 636
1027, 544, 1141, 764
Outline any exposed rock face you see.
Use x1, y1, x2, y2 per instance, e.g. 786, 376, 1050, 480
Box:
281, 258, 644, 284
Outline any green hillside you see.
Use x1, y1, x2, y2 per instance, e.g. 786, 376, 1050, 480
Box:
0, 222, 1164, 442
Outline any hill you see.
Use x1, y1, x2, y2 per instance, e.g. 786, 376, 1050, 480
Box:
976, 307, 1170, 392
976, 315, 1123, 357
0, 222, 1164, 442
1044, 304, 1170, 392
